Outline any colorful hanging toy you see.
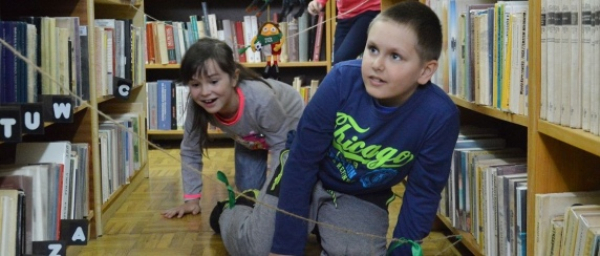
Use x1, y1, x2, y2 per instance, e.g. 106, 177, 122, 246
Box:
239, 22, 284, 79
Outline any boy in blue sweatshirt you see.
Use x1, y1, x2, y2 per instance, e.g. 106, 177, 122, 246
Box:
269, 1, 459, 255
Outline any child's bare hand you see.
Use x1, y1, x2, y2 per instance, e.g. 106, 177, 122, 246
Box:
162, 199, 201, 218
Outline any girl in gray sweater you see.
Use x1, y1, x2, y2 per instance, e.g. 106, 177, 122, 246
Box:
162, 38, 304, 218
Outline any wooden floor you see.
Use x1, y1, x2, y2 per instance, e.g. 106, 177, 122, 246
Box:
70, 140, 462, 256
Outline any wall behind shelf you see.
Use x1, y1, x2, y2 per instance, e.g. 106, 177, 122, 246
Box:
458, 106, 528, 150
144, 0, 285, 23
146, 66, 328, 86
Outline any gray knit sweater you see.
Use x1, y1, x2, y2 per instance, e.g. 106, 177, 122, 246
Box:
179, 78, 304, 200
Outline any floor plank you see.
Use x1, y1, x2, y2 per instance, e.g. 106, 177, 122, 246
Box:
71, 143, 461, 255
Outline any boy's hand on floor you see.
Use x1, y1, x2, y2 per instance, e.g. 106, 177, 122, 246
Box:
162, 199, 201, 218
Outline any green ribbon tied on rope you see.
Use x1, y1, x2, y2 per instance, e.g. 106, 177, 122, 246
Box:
238, 34, 282, 54
216, 171, 236, 208
386, 238, 423, 256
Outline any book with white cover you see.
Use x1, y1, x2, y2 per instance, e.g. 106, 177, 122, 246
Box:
14, 141, 71, 221
534, 191, 600, 256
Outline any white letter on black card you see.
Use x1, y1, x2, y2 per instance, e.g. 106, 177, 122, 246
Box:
0, 118, 16, 138
24, 111, 41, 130
53, 102, 72, 119
72, 227, 86, 242
48, 244, 62, 256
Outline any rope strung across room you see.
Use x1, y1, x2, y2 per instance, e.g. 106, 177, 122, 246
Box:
0, 1, 464, 253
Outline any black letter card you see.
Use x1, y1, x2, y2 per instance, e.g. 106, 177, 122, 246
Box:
113, 77, 132, 101
42, 95, 73, 123
0, 106, 22, 143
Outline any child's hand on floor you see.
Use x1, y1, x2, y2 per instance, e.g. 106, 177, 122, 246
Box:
162, 199, 201, 218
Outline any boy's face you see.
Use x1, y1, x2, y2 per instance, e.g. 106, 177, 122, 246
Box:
361, 20, 437, 107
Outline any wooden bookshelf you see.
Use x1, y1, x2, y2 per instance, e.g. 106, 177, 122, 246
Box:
0, 0, 148, 245
147, 129, 227, 140
97, 83, 145, 105
100, 160, 148, 228
95, 0, 142, 6
143, 0, 335, 141
437, 215, 484, 256
379, 0, 600, 255
450, 95, 529, 127
537, 121, 600, 158
91, 0, 148, 238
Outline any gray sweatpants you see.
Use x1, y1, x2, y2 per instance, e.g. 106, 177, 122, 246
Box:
311, 182, 389, 256
219, 179, 389, 256
219, 149, 291, 256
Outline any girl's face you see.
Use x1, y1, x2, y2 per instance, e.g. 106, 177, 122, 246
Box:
188, 59, 240, 117
361, 20, 437, 107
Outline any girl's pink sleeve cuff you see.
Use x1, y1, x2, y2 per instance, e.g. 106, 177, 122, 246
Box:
184, 194, 202, 200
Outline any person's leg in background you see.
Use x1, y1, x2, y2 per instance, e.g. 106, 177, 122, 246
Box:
332, 11, 379, 65
233, 142, 268, 191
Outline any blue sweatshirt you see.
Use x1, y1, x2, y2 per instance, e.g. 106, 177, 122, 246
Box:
271, 60, 460, 255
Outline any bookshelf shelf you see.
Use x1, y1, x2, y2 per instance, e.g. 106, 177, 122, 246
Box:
147, 129, 226, 139
437, 215, 484, 256
100, 160, 147, 228
96, 83, 145, 105
0, 0, 148, 245
449, 95, 528, 127
148, 129, 185, 135
537, 120, 600, 158
95, 0, 142, 7
382, 1, 594, 255
146, 61, 330, 70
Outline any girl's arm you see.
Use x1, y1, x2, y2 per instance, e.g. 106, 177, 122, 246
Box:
180, 108, 204, 200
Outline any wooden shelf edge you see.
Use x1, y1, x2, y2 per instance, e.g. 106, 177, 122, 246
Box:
145, 61, 329, 70
449, 95, 528, 127
100, 164, 146, 227
148, 129, 224, 136
148, 129, 185, 135
95, 0, 142, 7
437, 214, 484, 256
0, 105, 93, 145
538, 120, 600, 157
96, 83, 145, 105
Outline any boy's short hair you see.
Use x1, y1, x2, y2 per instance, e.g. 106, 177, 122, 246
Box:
372, 1, 442, 62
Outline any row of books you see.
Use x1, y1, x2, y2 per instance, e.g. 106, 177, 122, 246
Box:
0, 17, 146, 106
94, 19, 145, 98
0, 189, 25, 255
535, 191, 600, 256
98, 113, 144, 203
540, 0, 600, 137
292, 76, 319, 105
0, 141, 89, 255
431, 1, 530, 116
146, 80, 189, 131
144, 10, 326, 65
0, 17, 86, 105
439, 125, 528, 256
